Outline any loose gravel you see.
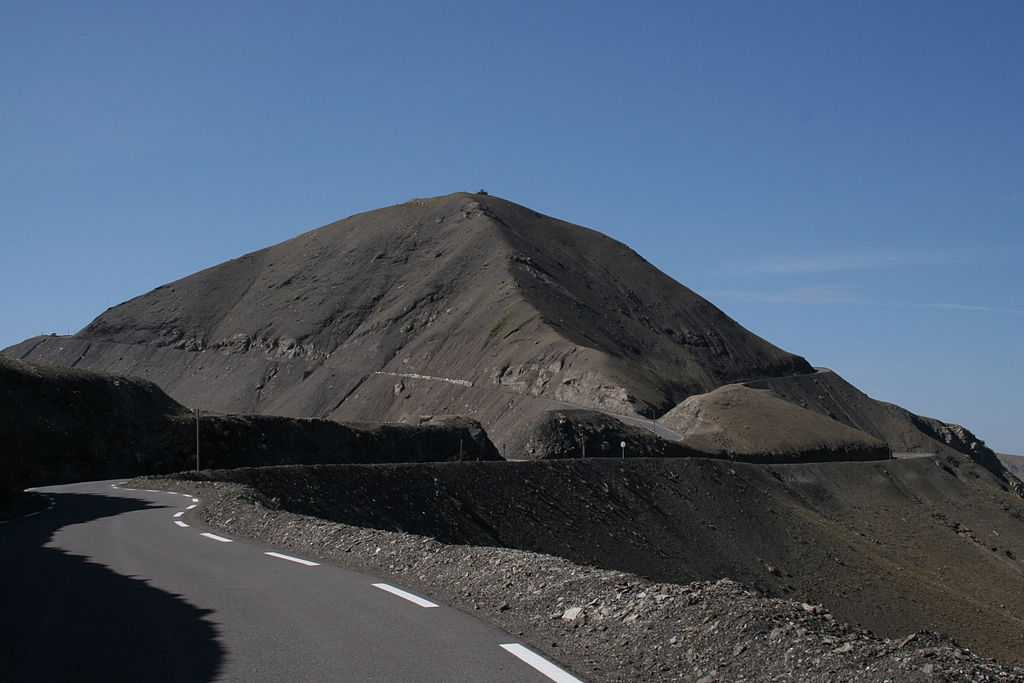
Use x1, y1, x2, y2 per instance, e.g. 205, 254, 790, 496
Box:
132, 476, 1024, 683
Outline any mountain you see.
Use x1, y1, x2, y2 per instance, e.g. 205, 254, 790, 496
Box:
2, 192, 1014, 480
4, 192, 812, 456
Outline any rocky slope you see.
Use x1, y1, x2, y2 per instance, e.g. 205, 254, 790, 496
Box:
141, 452, 1024, 671
520, 409, 700, 460
659, 383, 890, 461
4, 192, 812, 457
742, 369, 1022, 492
0, 356, 498, 498
141, 476, 1024, 682
999, 453, 1024, 480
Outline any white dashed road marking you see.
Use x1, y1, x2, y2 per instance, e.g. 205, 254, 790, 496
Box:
372, 583, 438, 608
500, 644, 585, 683
265, 552, 320, 567
107, 485, 588, 681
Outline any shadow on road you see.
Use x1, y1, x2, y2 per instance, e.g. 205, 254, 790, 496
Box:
0, 492, 224, 682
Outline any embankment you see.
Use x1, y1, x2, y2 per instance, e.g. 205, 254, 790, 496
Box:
170, 455, 1024, 664
0, 357, 497, 498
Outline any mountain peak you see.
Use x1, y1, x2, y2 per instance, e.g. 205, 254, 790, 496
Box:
5, 194, 811, 455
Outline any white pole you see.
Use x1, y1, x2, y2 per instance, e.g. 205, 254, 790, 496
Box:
195, 407, 200, 472
620, 440, 626, 459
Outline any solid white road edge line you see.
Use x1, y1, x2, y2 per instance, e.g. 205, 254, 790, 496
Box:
265, 552, 320, 567
499, 644, 585, 683
371, 583, 438, 608
174, 521, 189, 528
200, 532, 233, 543
174, 511, 184, 518
186, 504, 197, 510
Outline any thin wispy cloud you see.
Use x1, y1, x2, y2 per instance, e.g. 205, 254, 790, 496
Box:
707, 288, 1023, 315
708, 286, 861, 305
914, 303, 1024, 315
742, 247, 985, 275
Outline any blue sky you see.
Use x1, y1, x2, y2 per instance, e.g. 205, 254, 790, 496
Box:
2, 1, 1021, 451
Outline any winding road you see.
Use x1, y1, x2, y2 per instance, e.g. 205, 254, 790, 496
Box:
0, 481, 583, 683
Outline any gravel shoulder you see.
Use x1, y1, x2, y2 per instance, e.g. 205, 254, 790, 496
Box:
131, 475, 1024, 682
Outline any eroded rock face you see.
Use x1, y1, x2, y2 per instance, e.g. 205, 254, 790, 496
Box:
914, 417, 1024, 495
493, 356, 566, 396
554, 372, 642, 416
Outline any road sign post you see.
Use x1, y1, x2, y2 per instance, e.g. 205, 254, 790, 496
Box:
620, 440, 626, 459
195, 407, 200, 472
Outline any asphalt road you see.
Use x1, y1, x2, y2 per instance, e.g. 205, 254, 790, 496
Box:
0, 480, 583, 683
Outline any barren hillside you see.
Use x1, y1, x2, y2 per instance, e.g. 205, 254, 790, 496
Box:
4, 193, 811, 456
659, 383, 889, 460
741, 369, 1019, 491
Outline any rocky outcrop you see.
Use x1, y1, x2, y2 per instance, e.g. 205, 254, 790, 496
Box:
521, 409, 701, 460
912, 417, 1024, 496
